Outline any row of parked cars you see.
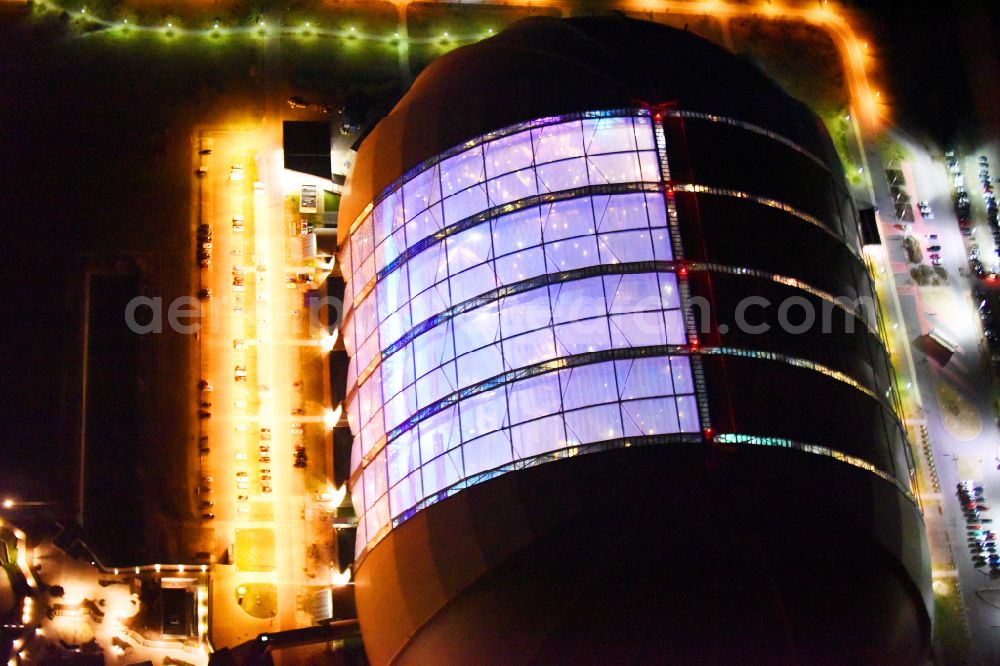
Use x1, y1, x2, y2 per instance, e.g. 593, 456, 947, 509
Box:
197, 224, 212, 269
958, 481, 1000, 574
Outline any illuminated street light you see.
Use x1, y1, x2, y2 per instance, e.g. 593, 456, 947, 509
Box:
2, 499, 12, 509
321, 485, 347, 507
331, 568, 352, 586
323, 404, 343, 429
320, 329, 339, 352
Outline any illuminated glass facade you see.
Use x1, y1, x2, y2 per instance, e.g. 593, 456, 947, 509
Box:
340, 111, 702, 556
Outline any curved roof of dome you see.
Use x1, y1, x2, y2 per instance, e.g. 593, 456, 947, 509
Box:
339, 15, 830, 238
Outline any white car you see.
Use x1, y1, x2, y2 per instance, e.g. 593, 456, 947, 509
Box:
232, 215, 244, 232
231, 165, 245, 181
290, 423, 304, 435
235, 452, 247, 460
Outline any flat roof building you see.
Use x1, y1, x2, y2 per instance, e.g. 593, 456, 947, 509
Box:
337, 16, 931, 664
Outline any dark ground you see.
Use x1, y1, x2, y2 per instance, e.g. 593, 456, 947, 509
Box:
851, 0, 999, 150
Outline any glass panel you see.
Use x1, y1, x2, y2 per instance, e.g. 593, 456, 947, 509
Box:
500, 286, 552, 338
646, 193, 667, 226
598, 229, 654, 265
379, 306, 411, 350
422, 449, 463, 496
492, 206, 542, 257
676, 394, 701, 432
342, 314, 356, 356
347, 395, 361, 436
440, 145, 485, 196
485, 130, 534, 179
443, 184, 489, 226
384, 385, 416, 432
352, 216, 375, 267
593, 193, 649, 232
507, 372, 561, 424
652, 227, 673, 260
621, 397, 680, 436
407, 243, 449, 295
510, 415, 566, 459
560, 361, 618, 410
543, 236, 600, 272
638, 150, 661, 181
502, 328, 556, 370
634, 116, 656, 150
375, 226, 407, 273
456, 343, 503, 386
615, 357, 675, 400
462, 430, 513, 476
532, 121, 584, 164
565, 403, 623, 444
540, 197, 595, 242
407, 203, 445, 244
488, 169, 537, 206
358, 364, 382, 425
447, 225, 493, 275
536, 157, 588, 193
671, 357, 695, 393
366, 494, 390, 538
389, 470, 422, 518
351, 483, 365, 528
354, 255, 375, 294
604, 273, 660, 314
355, 332, 379, 377
450, 263, 497, 304
415, 361, 457, 409
381, 347, 415, 403
658, 273, 680, 310
587, 152, 642, 185
413, 320, 454, 378
403, 164, 441, 221
495, 248, 545, 286
373, 190, 404, 247
363, 450, 388, 508
418, 405, 461, 462
410, 283, 450, 326
354, 296, 378, 345
453, 301, 499, 356
554, 317, 611, 355
583, 117, 636, 155
550, 276, 607, 324
386, 428, 420, 485
354, 518, 367, 558
377, 268, 410, 322
460, 387, 508, 441
609, 311, 667, 348
360, 407, 385, 457
664, 310, 686, 344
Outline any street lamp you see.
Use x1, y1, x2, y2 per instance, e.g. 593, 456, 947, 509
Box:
324, 404, 342, 430
320, 329, 339, 352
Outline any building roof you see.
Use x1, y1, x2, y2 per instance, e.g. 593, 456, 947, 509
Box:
339, 15, 828, 239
